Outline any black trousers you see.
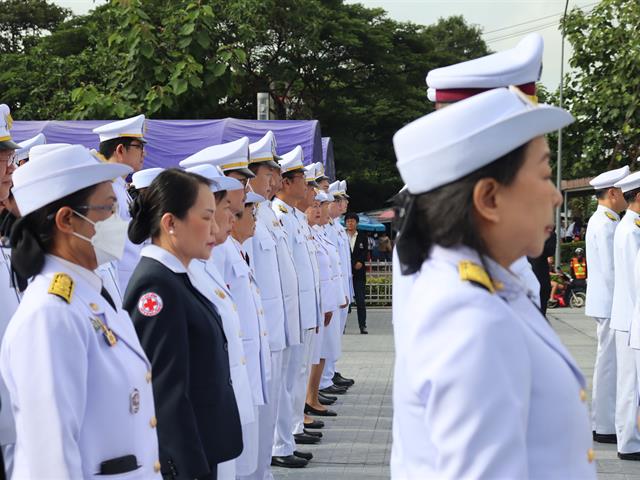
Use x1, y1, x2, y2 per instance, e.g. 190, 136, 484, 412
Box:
353, 277, 367, 329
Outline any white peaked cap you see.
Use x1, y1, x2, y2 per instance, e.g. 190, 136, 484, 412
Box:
315, 191, 333, 202
279, 145, 305, 173
15, 133, 46, 162
93, 114, 146, 143
185, 164, 243, 193
339, 180, 350, 198
426, 33, 544, 103
589, 165, 629, 189
131, 167, 164, 189
394, 87, 574, 195
0, 104, 19, 149
304, 164, 319, 185
180, 137, 254, 178
12, 144, 131, 216
614, 171, 640, 193
328, 180, 342, 197
249, 131, 281, 168
30, 143, 71, 156
245, 191, 266, 204
314, 161, 329, 180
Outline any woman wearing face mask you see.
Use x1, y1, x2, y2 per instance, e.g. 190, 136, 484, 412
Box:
123, 168, 242, 480
0, 144, 161, 478
392, 88, 595, 479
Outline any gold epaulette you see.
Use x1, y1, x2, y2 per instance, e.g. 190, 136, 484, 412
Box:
458, 261, 495, 294
48, 273, 74, 303
635, 219, 640, 229
278, 204, 288, 213
605, 211, 617, 222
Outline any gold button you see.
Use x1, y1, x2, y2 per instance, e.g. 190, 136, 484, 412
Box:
89, 303, 99, 312
145, 371, 152, 383
579, 389, 586, 402
154, 460, 161, 473
150, 416, 157, 428
259, 309, 264, 315
241, 357, 246, 365
262, 331, 268, 337
587, 448, 595, 463
239, 330, 244, 338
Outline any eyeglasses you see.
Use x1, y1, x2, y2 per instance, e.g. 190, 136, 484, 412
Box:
0, 150, 17, 167
75, 202, 119, 216
127, 143, 145, 152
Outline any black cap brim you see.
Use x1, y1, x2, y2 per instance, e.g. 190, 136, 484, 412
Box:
225, 167, 256, 179
0, 139, 20, 150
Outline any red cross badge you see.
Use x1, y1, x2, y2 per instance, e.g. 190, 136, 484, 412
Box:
138, 292, 163, 317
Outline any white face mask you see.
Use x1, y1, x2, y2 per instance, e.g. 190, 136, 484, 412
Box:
72, 211, 129, 266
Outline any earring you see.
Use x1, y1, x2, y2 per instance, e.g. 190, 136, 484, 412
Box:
169, 229, 174, 234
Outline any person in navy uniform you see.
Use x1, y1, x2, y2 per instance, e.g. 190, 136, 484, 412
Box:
392, 87, 595, 478
123, 168, 242, 480
1, 144, 161, 478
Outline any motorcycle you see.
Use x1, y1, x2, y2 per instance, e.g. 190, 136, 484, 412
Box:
547, 270, 587, 309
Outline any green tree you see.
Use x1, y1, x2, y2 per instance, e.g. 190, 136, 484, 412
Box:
0, 0, 70, 53
560, 0, 640, 179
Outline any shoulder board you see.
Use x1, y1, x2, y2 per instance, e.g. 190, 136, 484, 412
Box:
48, 272, 75, 303
278, 204, 288, 214
605, 211, 617, 222
635, 219, 640, 229
458, 261, 495, 294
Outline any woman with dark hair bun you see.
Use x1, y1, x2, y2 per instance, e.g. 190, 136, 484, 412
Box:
123, 168, 242, 480
391, 88, 596, 479
0, 144, 161, 478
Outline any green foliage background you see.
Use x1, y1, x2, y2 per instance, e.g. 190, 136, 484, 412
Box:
0, 0, 488, 211
2, 0, 638, 211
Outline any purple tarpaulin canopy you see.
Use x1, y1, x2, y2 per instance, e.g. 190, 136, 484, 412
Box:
321, 137, 336, 181
12, 118, 324, 169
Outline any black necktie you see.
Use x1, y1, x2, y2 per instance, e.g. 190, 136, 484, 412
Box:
244, 252, 250, 267
100, 286, 117, 311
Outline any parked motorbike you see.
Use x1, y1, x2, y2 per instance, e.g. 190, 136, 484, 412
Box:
547, 271, 587, 309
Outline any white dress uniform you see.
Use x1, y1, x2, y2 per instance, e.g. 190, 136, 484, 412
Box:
319, 224, 347, 362
272, 196, 317, 457
0, 255, 160, 478
585, 204, 621, 435
610, 206, 640, 453
320, 217, 351, 389
111, 177, 142, 293
0, 242, 19, 470
510, 256, 541, 307
249, 200, 290, 480
188, 257, 255, 480
392, 245, 596, 479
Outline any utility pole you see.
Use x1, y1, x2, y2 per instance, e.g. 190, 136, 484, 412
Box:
555, 0, 570, 268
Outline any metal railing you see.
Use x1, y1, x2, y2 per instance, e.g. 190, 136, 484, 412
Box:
364, 260, 392, 306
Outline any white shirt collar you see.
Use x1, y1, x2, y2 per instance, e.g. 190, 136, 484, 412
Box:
597, 204, 620, 220
48, 254, 103, 293
141, 244, 187, 273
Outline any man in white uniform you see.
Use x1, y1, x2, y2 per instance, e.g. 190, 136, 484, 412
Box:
585, 165, 629, 444
610, 171, 640, 459
92, 115, 147, 294
272, 146, 321, 462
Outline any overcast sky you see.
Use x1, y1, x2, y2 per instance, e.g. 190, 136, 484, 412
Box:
54, 0, 598, 90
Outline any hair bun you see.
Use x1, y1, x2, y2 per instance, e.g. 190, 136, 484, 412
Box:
128, 191, 152, 244
10, 216, 46, 280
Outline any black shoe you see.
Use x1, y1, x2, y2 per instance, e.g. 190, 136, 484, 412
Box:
294, 433, 321, 444
319, 395, 335, 405
305, 403, 338, 416
360, 328, 368, 334
271, 455, 308, 468
333, 372, 355, 387
618, 451, 640, 461
320, 384, 347, 395
294, 450, 313, 461
593, 431, 617, 444
319, 392, 338, 402
304, 419, 325, 429
304, 429, 323, 438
